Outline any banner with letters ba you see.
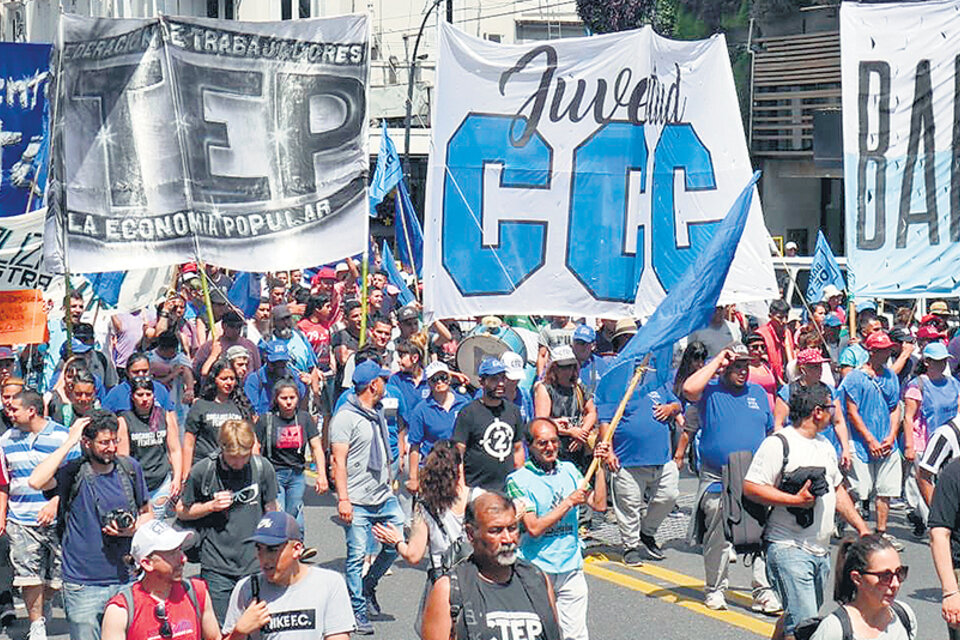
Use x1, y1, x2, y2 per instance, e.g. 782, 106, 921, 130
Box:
46, 14, 369, 274
423, 23, 777, 320
841, 2, 960, 296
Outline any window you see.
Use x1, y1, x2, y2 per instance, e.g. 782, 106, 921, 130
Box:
484, 33, 502, 43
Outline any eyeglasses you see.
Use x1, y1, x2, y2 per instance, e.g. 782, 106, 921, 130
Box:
430, 374, 450, 384
861, 565, 909, 584
154, 602, 172, 639
816, 403, 836, 413
233, 484, 260, 505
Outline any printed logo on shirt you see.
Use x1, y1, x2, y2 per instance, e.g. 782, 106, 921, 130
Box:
276, 424, 304, 450
648, 391, 662, 403
147, 619, 194, 640
486, 611, 543, 640
131, 430, 166, 447
747, 397, 760, 411
262, 608, 316, 633
480, 419, 515, 462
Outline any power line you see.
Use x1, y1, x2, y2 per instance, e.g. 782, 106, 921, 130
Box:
374, 0, 580, 39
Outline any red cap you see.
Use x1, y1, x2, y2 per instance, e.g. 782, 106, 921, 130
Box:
920, 314, 942, 326
796, 348, 827, 365
916, 325, 944, 340
865, 331, 896, 351
310, 267, 337, 285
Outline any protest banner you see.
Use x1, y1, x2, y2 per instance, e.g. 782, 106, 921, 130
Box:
0, 289, 47, 344
841, 2, 960, 296
422, 22, 777, 321
45, 14, 369, 275
0, 43, 50, 218
0, 208, 55, 291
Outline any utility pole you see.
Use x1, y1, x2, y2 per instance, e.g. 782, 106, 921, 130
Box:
446, 0, 453, 22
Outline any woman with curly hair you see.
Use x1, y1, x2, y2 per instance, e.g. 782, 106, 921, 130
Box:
182, 359, 245, 476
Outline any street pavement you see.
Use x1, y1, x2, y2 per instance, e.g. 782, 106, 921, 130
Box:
26, 469, 945, 639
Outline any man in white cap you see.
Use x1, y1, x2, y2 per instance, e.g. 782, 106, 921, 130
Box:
500, 351, 534, 424
223, 512, 353, 640
101, 520, 220, 640
784, 241, 798, 257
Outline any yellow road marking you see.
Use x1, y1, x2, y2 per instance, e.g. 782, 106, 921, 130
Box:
583, 557, 775, 638
626, 561, 755, 608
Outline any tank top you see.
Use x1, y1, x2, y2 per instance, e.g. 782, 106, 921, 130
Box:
107, 578, 207, 640
121, 407, 171, 492
545, 383, 590, 470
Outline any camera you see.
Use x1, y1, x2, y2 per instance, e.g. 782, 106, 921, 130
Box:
102, 508, 136, 531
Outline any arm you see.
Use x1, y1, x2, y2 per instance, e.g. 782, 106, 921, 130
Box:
835, 483, 870, 535
931, 526, 960, 628
0, 487, 7, 536
100, 604, 128, 640
331, 442, 352, 524
773, 397, 789, 431
117, 416, 130, 457
200, 588, 222, 640
516, 481, 589, 538
536, 345, 549, 377
881, 403, 902, 451
407, 448, 421, 494
890, 342, 915, 376
683, 350, 730, 402
431, 320, 453, 346
673, 430, 690, 471
902, 397, 919, 463
308, 436, 328, 493
181, 432, 197, 480
533, 383, 551, 418
743, 479, 815, 508
918, 467, 936, 506
29, 417, 85, 490
513, 441, 525, 469
585, 443, 608, 512
165, 411, 183, 495
421, 576, 452, 640
373, 517, 429, 565
832, 396, 853, 469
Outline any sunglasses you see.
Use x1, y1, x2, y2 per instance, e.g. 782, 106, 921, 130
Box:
861, 565, 909, 584
430, 373, 450, 384
154, 602, 172, 639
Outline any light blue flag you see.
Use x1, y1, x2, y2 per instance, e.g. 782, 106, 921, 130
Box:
806, 230, 846, 303
87, 271, 126, 308
228, 272, 263, 318
601, 171, 761, 397
394, 179, 423, 277
382, 242, 416, 307
369, 122, 403, 216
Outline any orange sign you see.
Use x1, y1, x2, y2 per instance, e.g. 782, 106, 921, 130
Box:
0, 290, 47, 344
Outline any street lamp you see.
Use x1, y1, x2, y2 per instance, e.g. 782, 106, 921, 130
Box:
402, 0, 449, 180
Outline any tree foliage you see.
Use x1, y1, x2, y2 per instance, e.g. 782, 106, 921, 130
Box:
575, 0, 656, 34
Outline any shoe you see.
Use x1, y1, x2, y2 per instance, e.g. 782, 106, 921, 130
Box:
639, 533, 665, 561
0, 600, 14, 627
751, 592, 783, 616
27, 618, 46, 640
704, 592, 728, 611
354, 612, 374, 636
362, 581, 382, 617
906, 512, 927, 539
878, 531, 904, 551
622, 548, 644, 567
728, 548, 738, 564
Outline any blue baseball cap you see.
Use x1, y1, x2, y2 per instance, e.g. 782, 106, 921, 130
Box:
573, 324, 596, 343
60, 337, 92, 358
823, 315, 842, 328
263, 340, 290, 362
477, 357, 507, 377
923, 342, 950, 361
246, 511, 302, 545
352, 359, 391, 388
856, 300, 877, 313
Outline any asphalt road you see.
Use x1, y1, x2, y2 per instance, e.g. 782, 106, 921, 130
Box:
27, 469, 947, 639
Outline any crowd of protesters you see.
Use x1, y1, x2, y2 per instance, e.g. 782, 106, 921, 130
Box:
1, 254, 958, 640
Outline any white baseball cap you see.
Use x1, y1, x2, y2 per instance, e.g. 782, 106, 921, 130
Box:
785, 241, 798, 250
550, 344, 578, 367
425, 360, 451, 380
501, 351, 525, 381
131, 520, 195, 563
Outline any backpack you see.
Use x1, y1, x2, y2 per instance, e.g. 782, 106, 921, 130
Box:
722, 433, 789, 554
794, 602, 913, 640
116, 579, 201, 637
57, 455, 141, 538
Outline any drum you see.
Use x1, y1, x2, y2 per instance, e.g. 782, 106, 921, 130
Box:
456, 324, 528, 386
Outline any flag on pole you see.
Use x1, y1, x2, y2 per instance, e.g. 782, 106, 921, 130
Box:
86, 267, 173, 311
382, 242, 416, 307
603, 171, 761, 391
369, 122, 403, 216
228, 272, 263, 318
394, 180, 423, 277
806, 230, 846, 303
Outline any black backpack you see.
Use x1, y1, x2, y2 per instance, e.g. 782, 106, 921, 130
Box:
722, 433, 789, 554
794, 602, 913, 640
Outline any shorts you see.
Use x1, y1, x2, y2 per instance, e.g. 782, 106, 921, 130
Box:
847, 451, 902, 499
8, 521, 62, 588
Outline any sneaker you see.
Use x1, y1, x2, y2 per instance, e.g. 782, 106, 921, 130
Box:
639, 533, 665, 561
622, 548, 644, 567
879, 531, 904, 551
27, 618, 46, 640
751, 591, 783, 616
906, 512, 927, 539
362, 582, 381, 617
0, 601, 14, 627
704, 591, 728, 611
728, 548, 738, 564
354, 612, 374, 636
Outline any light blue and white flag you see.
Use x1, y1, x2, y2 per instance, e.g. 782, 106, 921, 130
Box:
369, 122, 403, 215
806, 230, 845, 303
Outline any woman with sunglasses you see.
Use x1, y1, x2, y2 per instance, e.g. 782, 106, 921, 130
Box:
809, 533, 916, 639
118, 378, 183, 519
254, 380, 327, 527
533, 344, 597, 474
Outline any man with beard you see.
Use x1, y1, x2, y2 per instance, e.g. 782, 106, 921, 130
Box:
100, 521, 220, 640
244, 342, 307, 416
421, 492, 561, 640
195, 310, 261, 382
44, 291, 85, 391
268, 306, 318, 387
454, 358, 526, 491
28, 409, 152, 640
222, 512, 353, 640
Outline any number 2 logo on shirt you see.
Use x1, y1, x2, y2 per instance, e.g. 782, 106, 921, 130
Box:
480, 419, 514, 462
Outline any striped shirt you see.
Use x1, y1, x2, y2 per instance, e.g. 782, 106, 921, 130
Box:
919, 418, 960, 476
0, 420, 80, 525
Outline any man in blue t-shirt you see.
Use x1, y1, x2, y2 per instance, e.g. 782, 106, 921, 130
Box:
28, 409, 151, 640
838, 330, 903, 548
597, 376, 681, 566
505, 418, 611, 640
682, 343, 780, 614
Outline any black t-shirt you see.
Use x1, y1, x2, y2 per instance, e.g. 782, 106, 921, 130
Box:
453, 399, 524, 491
180, 454, 278, 576
929, 458, 960, 563
120, 407, 171, 491
332, 329, 360, 353
254, 410, 320, 472
185, 399, 244, 461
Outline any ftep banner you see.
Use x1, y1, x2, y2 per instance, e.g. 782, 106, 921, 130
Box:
0, 43, 51, 218
841, 1, 960, 296
46, 14, 369, 274
423, 22, 777, 320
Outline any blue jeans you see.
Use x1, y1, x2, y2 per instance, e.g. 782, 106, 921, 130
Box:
62, 581, 122, 640
275, 467, 306, 528
765, 542, 831, 634
201, 569, 246, 626
344, 496, 404, 618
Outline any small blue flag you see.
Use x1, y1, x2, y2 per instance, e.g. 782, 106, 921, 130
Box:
369, 122, 403, 216
806, 230, 846, 303
228, 272, 263, 318
382, 242, 415, 307
87, 271, 126, 308
394, 180, 423, 277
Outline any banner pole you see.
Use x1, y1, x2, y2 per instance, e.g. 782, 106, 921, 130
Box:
769, 235, 827, 353
197, 261, 217, 341
580, 353, 650, 487
396, 186, 421, 303
359, 245, 370, 348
